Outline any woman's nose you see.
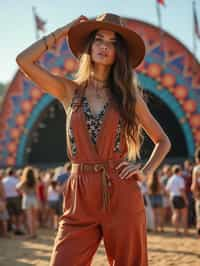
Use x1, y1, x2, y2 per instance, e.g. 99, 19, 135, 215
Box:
101, 44, 108, 51
100, 41, 109, 50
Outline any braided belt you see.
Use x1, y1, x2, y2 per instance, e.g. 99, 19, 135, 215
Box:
71, 160, 122, 211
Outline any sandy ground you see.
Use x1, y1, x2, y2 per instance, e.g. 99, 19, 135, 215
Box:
0, 228, 199, 266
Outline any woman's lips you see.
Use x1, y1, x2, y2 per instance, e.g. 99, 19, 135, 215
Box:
98, 52, 108, 57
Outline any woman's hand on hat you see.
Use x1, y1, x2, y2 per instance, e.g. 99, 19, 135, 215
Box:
115, 161, 146, 181
72, 15, 89, 25
66, 15, 88, 30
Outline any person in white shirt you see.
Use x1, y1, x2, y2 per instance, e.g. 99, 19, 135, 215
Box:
166, 165, 188, 235
2, 168, 23, 235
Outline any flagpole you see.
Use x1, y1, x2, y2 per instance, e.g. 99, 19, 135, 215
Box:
156, 1, 166, 86
32, 6, 40, 40
193, 1, 197, 58
192, 0, 197, 74
156, 2, 162, 29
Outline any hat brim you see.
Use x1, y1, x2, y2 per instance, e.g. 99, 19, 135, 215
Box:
68, 20, 145, 68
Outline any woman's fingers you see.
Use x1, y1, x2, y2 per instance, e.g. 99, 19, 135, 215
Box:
78, 15, 88, 23
125, 170, 140, 180
120, 167, 135, 179
119, 163, 141, 179
116, 161, 142, 180
119, 164, 139, 178
120, 168, 140, 179
70, 15, 88, 28
115, 161, 129, 169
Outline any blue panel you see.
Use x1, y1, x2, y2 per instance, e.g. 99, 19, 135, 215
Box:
169, 57, 185, 72
16, 94, 54, 166
11, 95, 21, 106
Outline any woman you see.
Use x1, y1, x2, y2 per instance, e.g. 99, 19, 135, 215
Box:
17, 167, 38, 239
16, 13, 171, 266
147, 170, 165, 232
36, 170, 47, 228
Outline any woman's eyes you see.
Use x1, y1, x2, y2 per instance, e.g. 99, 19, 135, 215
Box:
95, 38, 104, 43
94, 38, 116, 46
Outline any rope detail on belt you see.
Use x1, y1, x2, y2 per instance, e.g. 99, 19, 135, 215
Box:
94, 164, 111, 211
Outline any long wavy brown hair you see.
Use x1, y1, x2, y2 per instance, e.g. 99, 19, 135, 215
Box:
21, 166, 36, 188
75, 30, 144, 160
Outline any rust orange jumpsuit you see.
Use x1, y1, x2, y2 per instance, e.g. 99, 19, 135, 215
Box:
49, 86, 148, 266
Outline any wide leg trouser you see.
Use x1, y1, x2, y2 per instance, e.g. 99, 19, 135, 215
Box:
49, 172, 148, 266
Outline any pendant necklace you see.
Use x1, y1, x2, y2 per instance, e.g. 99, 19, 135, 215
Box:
90, 76, 109, 99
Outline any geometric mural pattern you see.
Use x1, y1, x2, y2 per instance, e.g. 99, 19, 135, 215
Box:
0, 18, 200, 167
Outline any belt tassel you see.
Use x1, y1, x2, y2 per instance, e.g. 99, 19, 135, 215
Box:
94, 165, 111, 211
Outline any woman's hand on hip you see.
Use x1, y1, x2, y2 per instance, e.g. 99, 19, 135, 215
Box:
115, 161, 146, 181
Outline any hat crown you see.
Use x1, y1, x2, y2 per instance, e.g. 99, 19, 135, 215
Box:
96, 13, 125, 27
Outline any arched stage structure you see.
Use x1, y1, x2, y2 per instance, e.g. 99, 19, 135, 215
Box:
0, 17, 200, 167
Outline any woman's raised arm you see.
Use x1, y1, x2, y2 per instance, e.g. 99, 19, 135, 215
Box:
16, 16, 88, 104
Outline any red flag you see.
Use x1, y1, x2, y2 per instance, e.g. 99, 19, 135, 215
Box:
32, 7, 46, 34
34, 13, 46, 32
157, 0, 165, 6
193, 1, 200, 39
32, 6, 47, 40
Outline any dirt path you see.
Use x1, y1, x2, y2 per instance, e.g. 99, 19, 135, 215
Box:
0, 228, 199, 266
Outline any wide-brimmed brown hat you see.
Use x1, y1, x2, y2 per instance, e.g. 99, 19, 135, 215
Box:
68, 13, 145, 68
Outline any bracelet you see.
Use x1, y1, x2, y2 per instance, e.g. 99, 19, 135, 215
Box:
43, 36, 48, 50
52, 32, 57, 46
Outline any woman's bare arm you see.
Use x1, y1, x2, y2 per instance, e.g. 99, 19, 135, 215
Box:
136, 93, 171, 176
16, 16, 88, 104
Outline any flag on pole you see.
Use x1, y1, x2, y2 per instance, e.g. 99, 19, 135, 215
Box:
157, 0, 165, 6
32, 6, 47, 39
192, 1, 200, 74
156, 0, 166, 68
155, 0, 166, 88
193, 1, 200, 39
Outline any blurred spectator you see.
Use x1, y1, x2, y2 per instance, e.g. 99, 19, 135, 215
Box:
54, 162, 71, 215
0, 170, 9, 237
17, 166, 38, 239
47, 180, 60, 230
147, 170, 165, 232
2, 168, 24, 235
138, 181, 155, 232
182, 160, 195, 226
191, 148, 200, 237
166, 165, 188, 235
160, 164, 172, 224
36, 169, 48, 228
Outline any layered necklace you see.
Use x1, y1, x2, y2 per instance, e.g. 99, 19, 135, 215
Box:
88, 75, 110, 100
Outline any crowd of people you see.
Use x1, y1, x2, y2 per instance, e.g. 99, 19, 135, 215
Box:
0, 148, 200, 239
0, 163, 71, 239
140, 147, 200, 236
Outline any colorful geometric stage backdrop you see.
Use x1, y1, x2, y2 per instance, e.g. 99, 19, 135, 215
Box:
0, 17, 200, 167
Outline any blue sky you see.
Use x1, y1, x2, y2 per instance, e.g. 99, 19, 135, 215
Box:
0, 0, 200, 83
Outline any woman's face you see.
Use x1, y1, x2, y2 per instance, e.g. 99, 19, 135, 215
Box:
91, 29, 117, 66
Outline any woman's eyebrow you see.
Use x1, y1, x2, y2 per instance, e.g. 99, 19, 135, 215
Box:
96, 33, 117, 41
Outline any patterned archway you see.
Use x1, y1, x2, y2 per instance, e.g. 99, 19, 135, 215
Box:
0, 18, 200, 167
